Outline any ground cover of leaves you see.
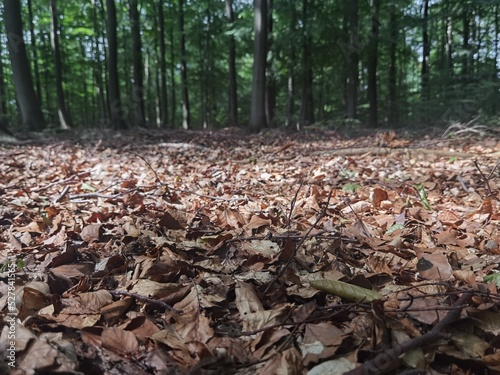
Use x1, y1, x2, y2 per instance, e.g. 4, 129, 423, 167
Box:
1, 128, 500, 375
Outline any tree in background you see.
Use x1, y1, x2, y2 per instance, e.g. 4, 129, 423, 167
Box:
345, 0, 359, 120
367, 0, 380, 128
105, 0, 126, 129
129, 0, 145, 127
298, 0, 314, 127
50, 0, 72, 129
225, 0, 238, 127
4, 0, 45, 131
179, 0, 190, 129
249, 0, 268, 131
157, 0, 168, 127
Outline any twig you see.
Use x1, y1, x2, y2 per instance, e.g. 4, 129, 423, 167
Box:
53, 185, 70, 203
285, 178, 304, 228
344, 291, 472, 375
473, 160, 492, 195
68, 190, 133, 200
131, 151, 248, 202
32, 171, 89, 193
264, 191, 333, 294
109, 290, 176, 311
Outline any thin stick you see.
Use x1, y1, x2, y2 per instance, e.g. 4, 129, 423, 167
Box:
264, 191, 333, 294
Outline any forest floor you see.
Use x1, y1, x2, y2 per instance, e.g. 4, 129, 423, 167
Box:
1, 127, 500, 375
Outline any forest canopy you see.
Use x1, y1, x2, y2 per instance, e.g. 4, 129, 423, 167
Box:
1, 0, 500, 132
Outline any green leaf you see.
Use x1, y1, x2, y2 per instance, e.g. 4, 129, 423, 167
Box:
414, 183, 432, 210
386, 223, 405, 234
81, 183, 97, 191
484, 273, 500, 287
342, 183, 361, 193
310, 279, 383, 302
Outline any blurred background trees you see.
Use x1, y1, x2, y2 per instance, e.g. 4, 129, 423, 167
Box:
1, 0, 500, 132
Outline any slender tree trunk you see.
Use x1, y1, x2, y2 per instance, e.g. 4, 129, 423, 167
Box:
157, 0, 168, 126
130, 0, 145, 127
493, 5, 499, 114
50, 0, 72, 129
178, 0, 190, 129
367, 0, 380, 128
27, 0, 42, 108
265, 0, 275, 127
445, 1, 453, 76
169, 21, 176, 126
285, 2, 296, 127
421, 0, 430, 101
462, 6, 470, 80
346, 0, 359, 119
3, 0, 45, 131
299, 0, 314, 127
388, 2, 398, 126
106, 0, 126, 128
249, 0, 268, 131
225, 0, 238, 127
91, 0, 107, 124
0, 40, 8, 122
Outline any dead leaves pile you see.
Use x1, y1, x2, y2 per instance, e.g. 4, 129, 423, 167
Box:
1, 129, 500, 374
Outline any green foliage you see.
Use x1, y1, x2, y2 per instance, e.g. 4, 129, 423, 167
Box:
1, 0, 500, 130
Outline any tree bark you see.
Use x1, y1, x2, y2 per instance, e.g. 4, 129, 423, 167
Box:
179, 0, 190, 129
91, 0, 107, 124
3, 0, 45, 131
0, 40, 8, 122
388, 2, 398, 126
50, 0, 72, 129
249, 0, 268, 131
346, 0, 359, 119
422, 0, 430, 101
157, 0, 168, 126
285, 3, 296, 127
367, 0, 380, 128
265, 0, 275, 127
299, 0, 314, 127
130, 0, 145, 127
27, 0, 42, 108
225, 0, 238, 127
106, 0, 126, 128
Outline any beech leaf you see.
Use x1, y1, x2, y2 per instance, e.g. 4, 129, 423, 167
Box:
310, 279, 383, 302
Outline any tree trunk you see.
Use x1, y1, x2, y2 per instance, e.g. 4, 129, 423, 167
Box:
285, 2, 296, 127
0, 40, 8, 122
367, 0, 380, 128
50, 0, 72, 129
421, 0, 430, 101
225, 0, 238, 127
388, 2, 398, 126
461, 6, 469, 80
91, 0, 108, 124
105, 0, 126, 128
249, 0, 268, 131
178, 0, 190, 129
130, 0, 145, 127
27, 0, 42, 108
299, 0, 314, 127
265, 0, 275, 127
3, 0, 45, 131
346, 0, 359, 119
169, 20, 176, 126
157, 0, 168, 126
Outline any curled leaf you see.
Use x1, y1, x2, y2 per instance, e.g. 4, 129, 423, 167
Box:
310, 279, 383, 302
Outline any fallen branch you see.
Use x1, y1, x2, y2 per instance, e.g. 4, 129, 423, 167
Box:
344, 291, 472, 375
316, 147, 475, 158
110, 290, 176, 312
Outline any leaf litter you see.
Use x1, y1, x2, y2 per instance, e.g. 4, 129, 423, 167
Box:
0, 128, 499, 374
